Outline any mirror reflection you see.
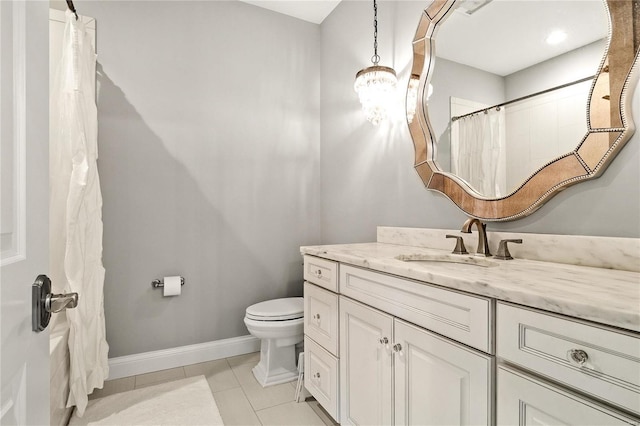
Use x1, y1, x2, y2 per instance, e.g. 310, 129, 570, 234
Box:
428, 0, 608, 198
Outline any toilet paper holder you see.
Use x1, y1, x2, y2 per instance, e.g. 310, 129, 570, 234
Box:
151, 277, 185, 289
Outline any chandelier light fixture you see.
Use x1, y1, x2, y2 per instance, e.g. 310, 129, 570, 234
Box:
354, 0, 397, 125
407, 78, 433, 124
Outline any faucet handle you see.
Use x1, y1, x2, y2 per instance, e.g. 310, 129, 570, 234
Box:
495, 239, 523, 260
446, 235, 468, 255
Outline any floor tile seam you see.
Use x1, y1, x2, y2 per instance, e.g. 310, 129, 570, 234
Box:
236, 378, 263, 414
219, 359, 245, 390
232, 378, 265, 425
226, 353, 260, 369
254, 397, 302, 414
229, 365, 244, 384
223, 357, 234, 370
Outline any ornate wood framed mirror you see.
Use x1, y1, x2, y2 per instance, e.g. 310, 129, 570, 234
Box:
407, 0, 639, 221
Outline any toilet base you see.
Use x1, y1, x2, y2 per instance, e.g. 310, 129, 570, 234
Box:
252, 338, 299, 387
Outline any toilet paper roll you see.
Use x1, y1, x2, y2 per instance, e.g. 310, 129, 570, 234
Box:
163, 276, 182, 297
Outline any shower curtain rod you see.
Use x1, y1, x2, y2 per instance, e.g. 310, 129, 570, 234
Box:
451, 74, 596, 122
66, 0, 78, 20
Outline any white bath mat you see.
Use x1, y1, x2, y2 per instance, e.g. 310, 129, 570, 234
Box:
68, 376, 224, 425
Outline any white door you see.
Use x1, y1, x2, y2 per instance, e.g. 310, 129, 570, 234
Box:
394, 319, 492, 426
1, 1, 51, 424
339, 297, 393, 426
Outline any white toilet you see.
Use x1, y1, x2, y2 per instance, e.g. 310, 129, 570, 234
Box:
244, 297, 304, 387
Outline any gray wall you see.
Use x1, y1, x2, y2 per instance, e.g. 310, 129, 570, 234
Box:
80, 1, 321, 357
320, 0, 463, 244
430, 57, 505, 170
77, 0, 639, 358
506, 39, 607, 100
320, 0, 640, 242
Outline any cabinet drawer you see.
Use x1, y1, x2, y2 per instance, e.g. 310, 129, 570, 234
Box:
498, 366, 638, 425
340, 264, 492, 353
304, 282, 339, 356
304, 256, 338, 292
497, 303, 640, 415
304, 336, 339, 422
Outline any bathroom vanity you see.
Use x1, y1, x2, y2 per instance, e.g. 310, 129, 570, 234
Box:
301, 227, 640, 425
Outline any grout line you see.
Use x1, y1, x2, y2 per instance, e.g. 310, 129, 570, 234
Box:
237, 376, 264, 425
254, 398, 295, 413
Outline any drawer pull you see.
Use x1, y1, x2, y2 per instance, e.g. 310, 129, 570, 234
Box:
315, 269, 323, 277
568, 349, 589, 366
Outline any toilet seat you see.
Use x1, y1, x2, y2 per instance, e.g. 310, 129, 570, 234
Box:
245, 297, 303, 321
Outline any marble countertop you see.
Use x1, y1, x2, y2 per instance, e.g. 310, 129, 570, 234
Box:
301, 242, 640, 333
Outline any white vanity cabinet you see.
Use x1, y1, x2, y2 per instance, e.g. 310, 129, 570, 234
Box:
302, 252, 640, 426
303, 255, 494, 425
339, 296, 492, 426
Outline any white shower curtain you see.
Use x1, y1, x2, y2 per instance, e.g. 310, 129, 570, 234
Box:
50, 10, 109, 417
451, 108, 506, 198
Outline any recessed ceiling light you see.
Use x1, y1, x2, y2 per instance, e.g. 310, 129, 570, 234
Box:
546, 30, 567, 45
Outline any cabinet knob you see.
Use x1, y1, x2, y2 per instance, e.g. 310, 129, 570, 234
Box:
379, 337, 389, 345
313, 372, 321, 380
393, 343, 403, 354
313, 313, 321, 323
315, 269, 322, 277
568, 349, 589, 366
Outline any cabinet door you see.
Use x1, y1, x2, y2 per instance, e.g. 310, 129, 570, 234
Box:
394, 319, 492, 426
498, 367, 638, 426
340, 297, 393, 426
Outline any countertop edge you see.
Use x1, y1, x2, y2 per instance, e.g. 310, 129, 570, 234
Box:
301, 244, 640, 334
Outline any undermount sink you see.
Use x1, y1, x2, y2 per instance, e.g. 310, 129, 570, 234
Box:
395, 253, 499, 268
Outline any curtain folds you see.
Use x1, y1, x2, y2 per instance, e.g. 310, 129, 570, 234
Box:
50, 10, 109, 417
451, 108, 506, 198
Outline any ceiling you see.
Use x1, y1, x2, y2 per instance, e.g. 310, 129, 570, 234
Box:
51, 0, 342, 24
239, 0, 608, 74
436, 1, 609, 76
51, 0, 607, 74
239, 0, 341, 24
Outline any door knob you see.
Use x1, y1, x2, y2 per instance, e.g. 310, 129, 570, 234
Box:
46, 292, 78, 313
32, 275, 79, 332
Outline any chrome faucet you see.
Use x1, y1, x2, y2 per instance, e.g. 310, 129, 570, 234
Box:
460, 218, 492, 257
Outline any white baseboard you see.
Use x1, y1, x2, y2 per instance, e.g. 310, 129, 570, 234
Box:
108, 335, 261, 380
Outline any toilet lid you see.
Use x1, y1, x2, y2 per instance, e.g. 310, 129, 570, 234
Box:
245, 297, 304, 321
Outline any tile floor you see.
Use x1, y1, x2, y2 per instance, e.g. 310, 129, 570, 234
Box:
88, 352, 339, 426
